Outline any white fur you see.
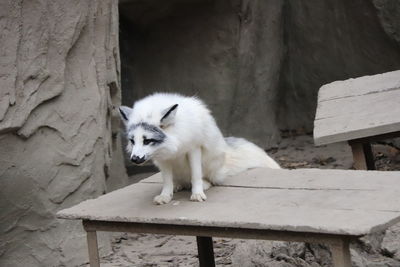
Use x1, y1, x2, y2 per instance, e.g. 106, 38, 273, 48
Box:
120, 93, 280, 205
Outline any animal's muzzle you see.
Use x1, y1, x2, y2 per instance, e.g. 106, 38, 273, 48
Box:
131, 155, 146, 164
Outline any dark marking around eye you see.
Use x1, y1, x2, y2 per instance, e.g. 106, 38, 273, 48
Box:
129, 122, 166, 142
143, 138, 161, 146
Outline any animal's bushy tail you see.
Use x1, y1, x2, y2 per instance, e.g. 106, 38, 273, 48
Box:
211, 137, 280, 184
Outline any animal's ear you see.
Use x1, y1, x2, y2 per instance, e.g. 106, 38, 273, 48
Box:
160, 104, 178, 128
119, 106, 133, 124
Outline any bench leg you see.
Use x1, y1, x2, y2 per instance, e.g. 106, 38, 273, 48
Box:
196, 236, 215, 267
349, 141, 375, 170
86, 230, 100, 267
330, 239, 352, 267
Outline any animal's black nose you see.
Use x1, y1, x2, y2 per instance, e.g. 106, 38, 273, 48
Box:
131, 155, 146, 164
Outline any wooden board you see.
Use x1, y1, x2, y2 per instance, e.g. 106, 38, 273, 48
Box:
57, 168, 400, 236
313, 70, 400, 145
142, 168, 400, 191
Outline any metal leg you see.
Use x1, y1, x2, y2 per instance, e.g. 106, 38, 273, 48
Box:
86, 230, 100, 267
349, 141, 375, 170
362, 142, 376, 170
196, 236, 215, 267
330, 239, 352, 267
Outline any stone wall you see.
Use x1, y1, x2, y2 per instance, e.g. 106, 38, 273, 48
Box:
277, 0, 400, 130
119, 0, 400, 148
119, 0, 284, 148
0, 0, 127, 266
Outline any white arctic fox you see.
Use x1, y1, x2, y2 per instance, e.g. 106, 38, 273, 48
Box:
119, 93, 280, 205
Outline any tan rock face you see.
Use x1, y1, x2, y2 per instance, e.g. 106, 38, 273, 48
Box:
0, 0, 127, 266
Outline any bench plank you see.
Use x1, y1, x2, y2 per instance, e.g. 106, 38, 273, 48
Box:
313, 70, 400, 145
57, 168, 400, 237
318, 70, 400, 102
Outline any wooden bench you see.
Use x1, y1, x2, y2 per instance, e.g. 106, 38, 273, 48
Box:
314, 70, 400, 170
57, 168, 400, 267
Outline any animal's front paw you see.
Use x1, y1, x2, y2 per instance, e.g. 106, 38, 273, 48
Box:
190, 192, 207, 202
153, 194, 172, 205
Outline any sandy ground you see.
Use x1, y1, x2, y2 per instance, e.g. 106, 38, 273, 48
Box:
82, 134, 400, 267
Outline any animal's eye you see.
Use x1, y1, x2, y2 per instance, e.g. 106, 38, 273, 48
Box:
143, 138, 157, 145
130, 138, 135, 145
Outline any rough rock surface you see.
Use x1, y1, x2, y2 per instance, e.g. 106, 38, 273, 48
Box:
373, 0, 400, 44
119, 0, 400, 148
277, 0, 400, 131
119, 0, 284, 148
0, 0, 128, 266
381, 223, 400, 261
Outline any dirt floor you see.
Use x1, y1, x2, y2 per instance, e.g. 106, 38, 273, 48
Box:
83, 134, 400, 267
